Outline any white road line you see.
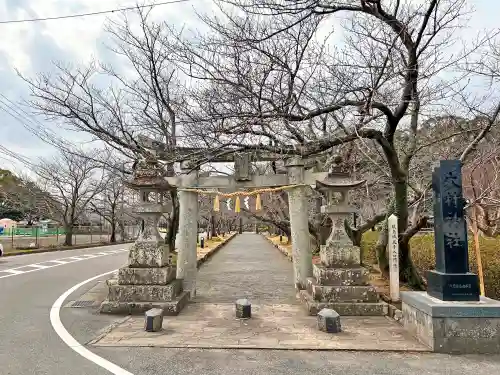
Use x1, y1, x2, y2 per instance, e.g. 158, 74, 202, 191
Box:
2, 269, 25, 275
0, 249, 127, 280
50, 270, 134, 375
29, 264, 51, 269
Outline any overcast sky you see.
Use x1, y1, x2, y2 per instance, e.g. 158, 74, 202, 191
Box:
0, 0, 498, 175
0, 0, 208, 175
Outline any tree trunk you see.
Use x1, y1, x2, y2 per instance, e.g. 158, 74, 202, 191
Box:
394, 179, 409, 235
394, 179, 424, 288
375, 226, 389, 277
282, 227, 292, 243
345, 213, 386, 246
118, 221, 126, 241
211, 212, 217, 237
377, 179, 424, 289
110, 220, 116, 243
64, 226, 73, 246
399, 237, 424, 289
165, 190, 179, 250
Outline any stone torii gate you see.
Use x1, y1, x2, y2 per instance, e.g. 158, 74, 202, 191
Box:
167, 153, 328, 298
99, 151, 328, 316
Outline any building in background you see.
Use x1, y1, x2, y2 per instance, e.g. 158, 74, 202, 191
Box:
0, 217, 17, 235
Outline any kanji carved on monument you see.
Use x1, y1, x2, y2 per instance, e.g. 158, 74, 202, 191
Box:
427, 160, 480, 301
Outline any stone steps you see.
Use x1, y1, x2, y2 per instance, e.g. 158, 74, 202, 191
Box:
306, 277, 378, 303
100, 291, 190, 316
299, 290, 388, 316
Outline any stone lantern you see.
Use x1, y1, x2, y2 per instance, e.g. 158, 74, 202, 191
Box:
100, 157, 188, 316
300, 156, 386, 316
125, 157, 171, 266
316, 156, 365, 267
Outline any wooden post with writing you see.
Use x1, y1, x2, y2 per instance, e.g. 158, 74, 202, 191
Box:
388, 214, 400, 302
470, 206, 485, 296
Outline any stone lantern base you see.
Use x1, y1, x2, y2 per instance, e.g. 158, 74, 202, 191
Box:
100, 241, 189, 316
300, 240, 387, 316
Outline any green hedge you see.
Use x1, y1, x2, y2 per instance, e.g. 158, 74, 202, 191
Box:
361, 231, 500, 300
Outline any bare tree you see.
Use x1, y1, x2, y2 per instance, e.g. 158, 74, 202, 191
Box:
35, 150, 104, 246
170, 0, 500, 287
19, 1, 500, 288
89, 172, 125, 243
0, 170, 53, 223
463, 146, 500, 237
20, 8, 187, 250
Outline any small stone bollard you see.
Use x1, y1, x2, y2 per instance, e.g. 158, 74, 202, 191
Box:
317, 308, 341, 333
144, 308, 163, 332
235, 298, 251, 319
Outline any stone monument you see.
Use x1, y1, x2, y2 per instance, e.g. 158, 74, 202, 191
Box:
402, 160, 500, 354
300, 156, 387, 316
427, 160, 479, 300
100, 157, 189, 315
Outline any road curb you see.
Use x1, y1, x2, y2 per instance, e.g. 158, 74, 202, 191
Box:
196, 233, 238, 268
3, 241, 135, 257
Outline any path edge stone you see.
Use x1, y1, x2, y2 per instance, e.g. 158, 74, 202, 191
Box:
261, 234, 292, 262
196, 233, 238, 269
384, 299, 403, 324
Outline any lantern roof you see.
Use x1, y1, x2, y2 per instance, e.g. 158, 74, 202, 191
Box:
124, 156, 172, 191
315, 155, 365, 191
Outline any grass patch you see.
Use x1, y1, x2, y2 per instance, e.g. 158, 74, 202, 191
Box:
361, 231, 500, 299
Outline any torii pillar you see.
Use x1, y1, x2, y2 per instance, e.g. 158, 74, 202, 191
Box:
176, 161, 199, 298
286, 156, 313, 290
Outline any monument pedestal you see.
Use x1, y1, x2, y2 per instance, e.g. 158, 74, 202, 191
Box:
402, 291, 500, 354
427, 270, 480, 301
300, 241, 387, 316
100, 262, 189, 316
101, 237, 189, 316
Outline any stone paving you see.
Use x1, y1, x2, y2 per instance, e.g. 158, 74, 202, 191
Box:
193, 233, 298, 304
91, 303, 428, 351
92, 233, 428, 351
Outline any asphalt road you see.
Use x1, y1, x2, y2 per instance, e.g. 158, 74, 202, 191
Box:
2, 241, 500, 375
0, 244, 127, 375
